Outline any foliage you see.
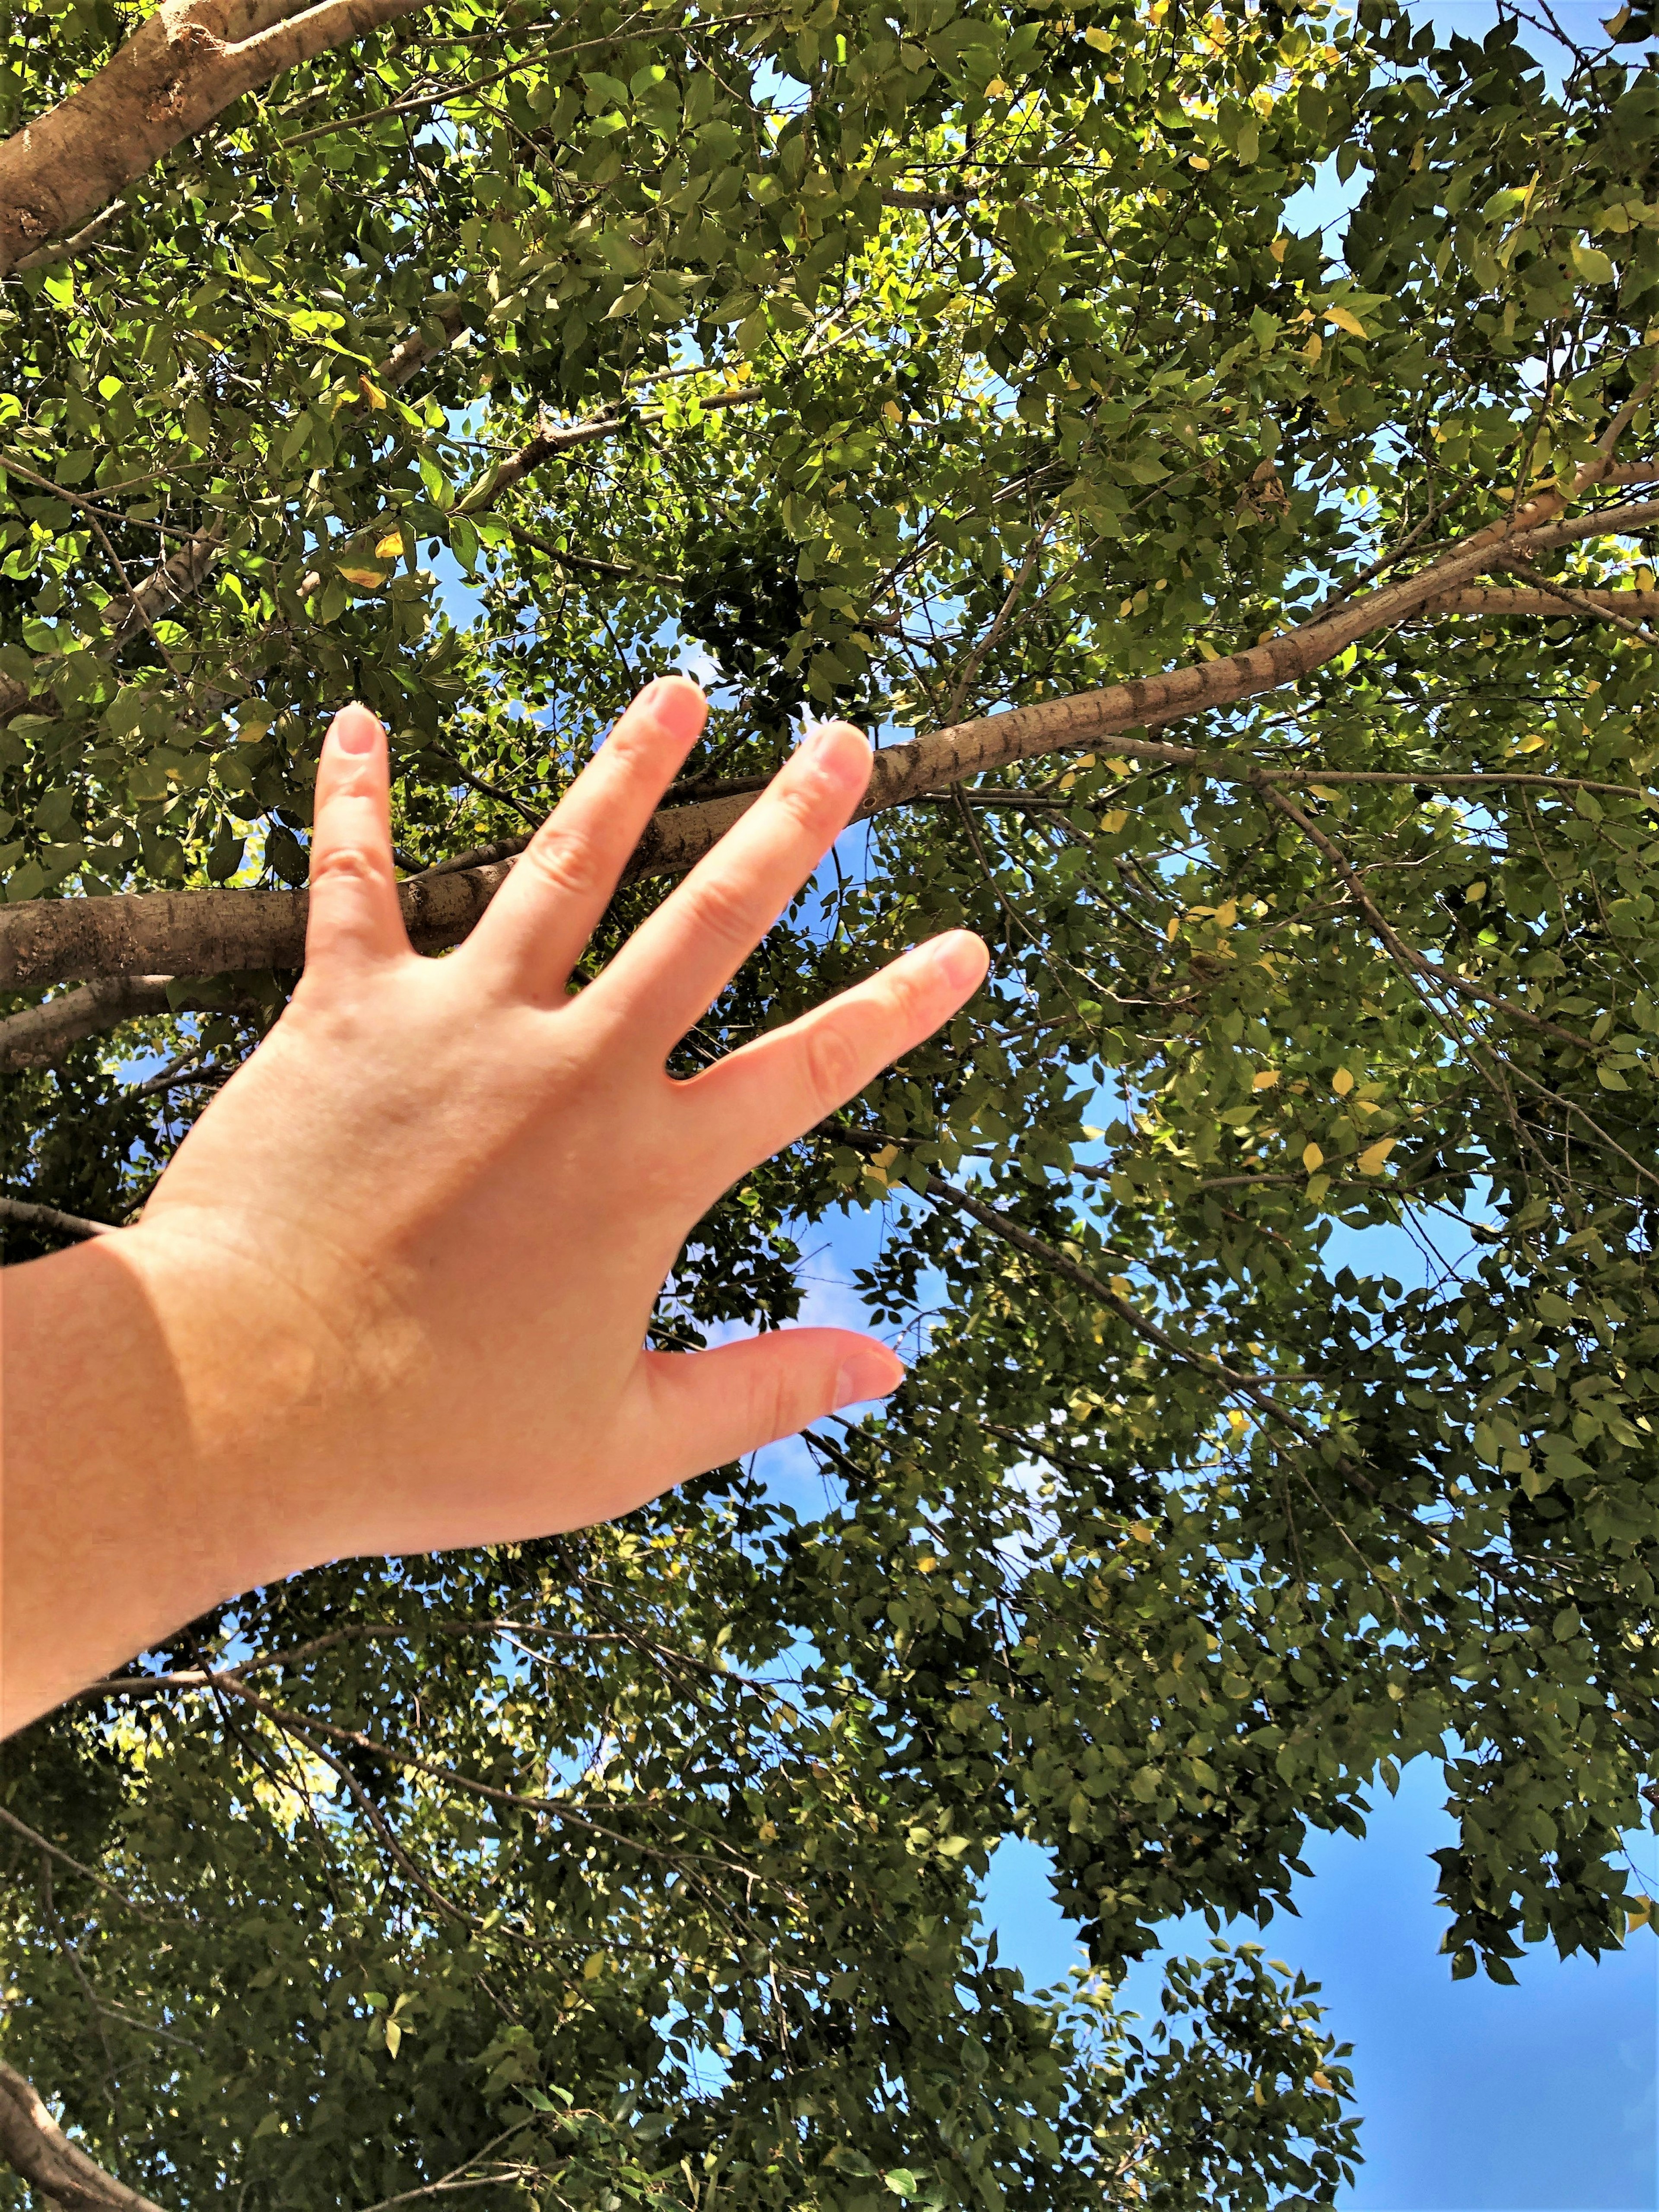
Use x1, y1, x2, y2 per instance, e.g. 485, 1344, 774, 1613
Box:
5, 0, 1659, 2202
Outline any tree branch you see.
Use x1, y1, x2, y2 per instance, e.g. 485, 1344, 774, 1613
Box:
0, 295, 470, 726
0, 975, 260, 1074
0, 1194, 119, 1241
5, 474, 1659, 996
1421, 584, 1659, 623
885, 1154, 1376, 1494
1247, 773, 1597, 1053
0, 2062, 171, 2212
0, 0, 432, 278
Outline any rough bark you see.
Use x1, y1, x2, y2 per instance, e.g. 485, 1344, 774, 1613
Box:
0, 2062, 168, 2210
0, 0, 431, 278
1421, 585, 1659, 618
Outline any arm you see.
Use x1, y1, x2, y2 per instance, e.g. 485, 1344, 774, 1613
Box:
0, 678, 986, 1734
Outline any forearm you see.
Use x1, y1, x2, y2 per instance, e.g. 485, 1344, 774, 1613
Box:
0, 1231, 311, 1735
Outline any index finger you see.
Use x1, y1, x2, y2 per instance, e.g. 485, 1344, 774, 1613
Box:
588, 721, 872, 1052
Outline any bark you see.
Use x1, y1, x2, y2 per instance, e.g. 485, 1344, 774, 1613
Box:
0, 975, 175, 1071
0, 2062, 168, 2210
0, 0, 431, 278
1421, 586, 1659, 618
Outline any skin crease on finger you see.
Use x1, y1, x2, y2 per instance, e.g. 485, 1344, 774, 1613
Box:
0, 676, 988, 1735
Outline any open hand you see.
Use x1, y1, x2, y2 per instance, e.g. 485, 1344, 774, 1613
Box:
2, 678, 986, 1729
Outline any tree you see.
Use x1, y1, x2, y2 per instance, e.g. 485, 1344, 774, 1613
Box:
3, 0, 1659, 2201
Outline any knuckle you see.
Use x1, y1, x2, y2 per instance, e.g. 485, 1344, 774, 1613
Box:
680, 871, 758, 954
307, 842, 376, 890
800, 1015, 864, 1107
757, 1361, 801, 1447
772, 774, 830, 837
521, 822, 602, 905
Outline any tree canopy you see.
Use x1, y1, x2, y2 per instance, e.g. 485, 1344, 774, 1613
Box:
4, 0, 1659, 2204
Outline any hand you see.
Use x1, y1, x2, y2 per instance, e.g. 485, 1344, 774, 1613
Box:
1, 678, 987, 1732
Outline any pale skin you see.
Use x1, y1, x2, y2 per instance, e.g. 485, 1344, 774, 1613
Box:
0, 677, 988, 1736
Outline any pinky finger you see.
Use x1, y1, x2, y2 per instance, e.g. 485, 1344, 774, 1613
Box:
678, 930, 988, 1191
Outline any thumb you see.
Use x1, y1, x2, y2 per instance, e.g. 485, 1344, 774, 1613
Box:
631, 1330, 904, 1483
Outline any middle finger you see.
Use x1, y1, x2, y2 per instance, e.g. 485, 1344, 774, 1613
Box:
590, 721, 871, 1053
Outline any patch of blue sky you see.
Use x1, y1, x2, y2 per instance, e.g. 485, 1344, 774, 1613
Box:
979, 1758, 1658, 2212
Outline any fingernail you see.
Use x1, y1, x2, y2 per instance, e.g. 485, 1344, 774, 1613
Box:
834, 1346, 904, 1408
635, 674, 706, 733
330, 702, 381, 756
926, 930, 990, 992
799, 720, 869, 784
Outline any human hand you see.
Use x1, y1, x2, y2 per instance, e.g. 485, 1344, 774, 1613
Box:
3, 677, 986, 1727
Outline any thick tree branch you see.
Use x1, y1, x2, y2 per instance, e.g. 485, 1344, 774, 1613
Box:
1422, 584, 1659, 622
0, 975, 261, 1074
0, 2062, 170, 2212
5, 476, 1659, 995
0, 0, 431, 278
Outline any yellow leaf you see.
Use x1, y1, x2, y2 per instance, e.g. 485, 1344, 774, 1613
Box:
1326, 306, 1370, 339
1269, 235, 1286, 262
337, 563, 389, 590
1252, 1069, 1280, 1091
1109, 1276, 1134, 1298
358, 372, 388, 409
1302, 1143, 1325, 1172
1313, 2070, 1333, 2091
1465, 878, 1487, 903
1332, 1068, 1355, 1096
1189, 154, 1211, 172
385, 2020, 402, 2058
758, 1819, 779, 1843
1301, 331, 1323, 364
582, 1953, 605, 1980
883, 399, 902, 422
374, 528, 406, 560
1357, 1138, 1396, 1174
1570, 238, 1617, 286
1213, 899, 1237, 928
1101, 809, 1128, 833
1165, 915, 1180, 943
1083, 24, 1112, 48
985, 76, 1010, 97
